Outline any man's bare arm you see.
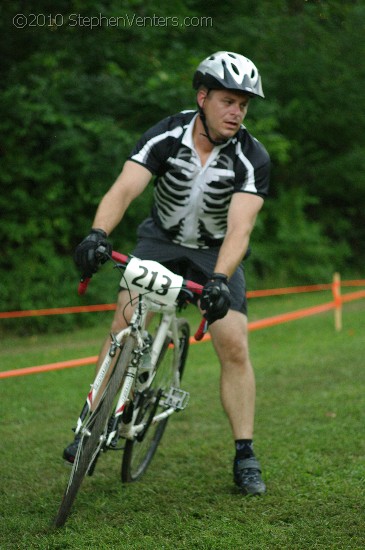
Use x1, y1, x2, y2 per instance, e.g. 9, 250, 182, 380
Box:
213, 193, 264, 278
92, 160, 152, 235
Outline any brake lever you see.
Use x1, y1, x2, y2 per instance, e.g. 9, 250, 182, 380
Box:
95, 244, 110, 263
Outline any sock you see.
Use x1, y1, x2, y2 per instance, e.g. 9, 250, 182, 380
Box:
235, 439, 254, 460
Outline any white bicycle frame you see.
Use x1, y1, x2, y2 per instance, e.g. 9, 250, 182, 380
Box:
111, 299, 187, 442
74, 255, 197, 447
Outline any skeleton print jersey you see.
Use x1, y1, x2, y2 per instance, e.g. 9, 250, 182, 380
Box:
129, 110, 270, 249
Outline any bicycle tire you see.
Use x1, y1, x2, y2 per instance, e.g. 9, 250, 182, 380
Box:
121, 318, 190, 482
53, 335, 136, 527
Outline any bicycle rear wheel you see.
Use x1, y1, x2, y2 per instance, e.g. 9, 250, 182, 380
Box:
121, 318, 190, 482
53, 335, 136, 527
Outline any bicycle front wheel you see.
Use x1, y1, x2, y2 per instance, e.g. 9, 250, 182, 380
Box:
121, 318, 190, 482
53, 335, 136, 528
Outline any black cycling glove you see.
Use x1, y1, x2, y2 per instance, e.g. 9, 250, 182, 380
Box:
201, 273, 231, 325
74, 228, 112, 277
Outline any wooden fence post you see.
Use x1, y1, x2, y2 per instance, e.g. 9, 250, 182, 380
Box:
333, 272, 342, 331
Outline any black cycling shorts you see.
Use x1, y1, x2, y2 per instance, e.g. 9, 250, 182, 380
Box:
123, 218, 247, 315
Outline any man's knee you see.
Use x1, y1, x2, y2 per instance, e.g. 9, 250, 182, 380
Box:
211, 310, 248, 344
221, 341, 250, 370
211, 321, 250, 368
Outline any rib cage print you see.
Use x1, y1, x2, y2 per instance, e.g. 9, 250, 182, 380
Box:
129, 110, 270, 249
154, 146, 235, 248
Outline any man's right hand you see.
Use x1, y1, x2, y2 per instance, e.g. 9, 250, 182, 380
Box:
74, 229, 112, 276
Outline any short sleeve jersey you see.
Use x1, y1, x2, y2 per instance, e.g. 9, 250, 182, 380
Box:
129, 110, 270, 249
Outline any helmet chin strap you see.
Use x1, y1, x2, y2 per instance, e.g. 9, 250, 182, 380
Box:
198, 104, 228, 146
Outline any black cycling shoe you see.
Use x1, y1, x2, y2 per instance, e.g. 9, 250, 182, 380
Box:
233, 456, 266, 495
63, 435, 81, 464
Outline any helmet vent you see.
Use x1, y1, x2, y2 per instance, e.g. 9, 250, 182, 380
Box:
231, 63, 240, 76
251, 69, 256, 78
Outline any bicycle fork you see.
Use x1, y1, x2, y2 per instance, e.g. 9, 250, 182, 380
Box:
73, 328, 131, 437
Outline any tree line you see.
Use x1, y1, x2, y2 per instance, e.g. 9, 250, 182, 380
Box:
1, 0, 364, 332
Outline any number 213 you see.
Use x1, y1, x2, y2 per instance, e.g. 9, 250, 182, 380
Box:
131, 265, 172, 296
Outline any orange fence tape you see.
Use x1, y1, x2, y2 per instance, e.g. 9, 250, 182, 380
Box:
1, 282, 364, 380
341, 289, 365, 302
0, 304, 116, 319
1, 279, 364, 320
0, 333, 212, 379
247, 284, 332, 297
248, 301, 335, 331
2, 280, 363, 320
341, 280, 365, 287
0, 356, 98, 379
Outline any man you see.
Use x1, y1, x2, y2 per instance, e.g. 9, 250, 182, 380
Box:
71, 51, 270, 495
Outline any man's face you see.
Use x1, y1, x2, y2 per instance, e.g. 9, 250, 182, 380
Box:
199, 89, 250, 141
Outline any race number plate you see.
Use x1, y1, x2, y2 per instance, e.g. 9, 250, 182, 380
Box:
123, 257, 183, 305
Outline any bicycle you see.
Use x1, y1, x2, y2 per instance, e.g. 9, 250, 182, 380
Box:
53, 249, 206, 527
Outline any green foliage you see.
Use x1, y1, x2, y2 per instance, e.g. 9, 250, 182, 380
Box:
0, 0, 364, 332
248, 188, 349, 285
259, 0, 365, 264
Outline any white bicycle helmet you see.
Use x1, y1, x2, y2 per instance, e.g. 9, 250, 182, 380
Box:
193, 51, 264, 99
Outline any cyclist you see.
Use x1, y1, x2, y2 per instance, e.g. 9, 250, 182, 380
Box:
70, 51, 270, 496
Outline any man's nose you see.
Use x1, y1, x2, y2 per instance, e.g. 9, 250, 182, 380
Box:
230, 103, 243, 117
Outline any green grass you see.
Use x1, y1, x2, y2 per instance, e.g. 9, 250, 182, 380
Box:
1, 295, 365, 549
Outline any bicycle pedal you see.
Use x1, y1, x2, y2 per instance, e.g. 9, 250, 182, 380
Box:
162, 387, 190, 411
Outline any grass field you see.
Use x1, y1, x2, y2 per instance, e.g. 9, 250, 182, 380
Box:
1, 293, 365, 549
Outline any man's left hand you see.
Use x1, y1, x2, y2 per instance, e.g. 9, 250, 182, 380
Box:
201, 273, 231, 325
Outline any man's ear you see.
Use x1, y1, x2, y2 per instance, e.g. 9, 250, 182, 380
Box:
197, 88, 209, 109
